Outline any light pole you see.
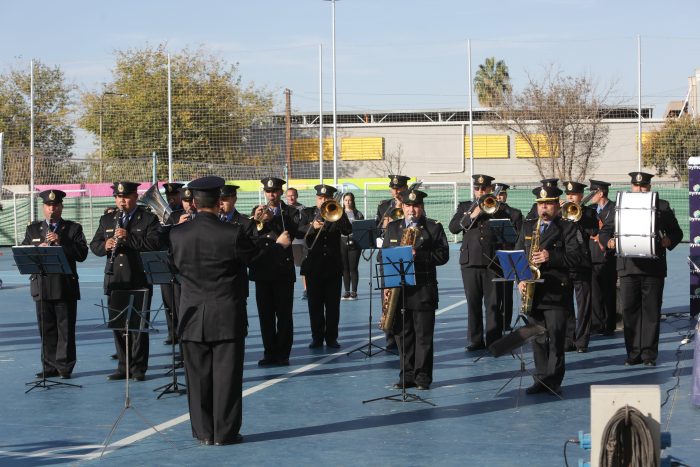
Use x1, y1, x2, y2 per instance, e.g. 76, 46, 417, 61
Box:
99, 91, 127, 183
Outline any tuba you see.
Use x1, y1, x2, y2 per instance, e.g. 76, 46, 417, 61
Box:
138, 185, 173, 225
520, 217, 542, 314
379, 221, 420, 332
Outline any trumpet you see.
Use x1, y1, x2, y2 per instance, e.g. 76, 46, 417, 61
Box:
250, 201, 273, 231
561, 189, 599, 222
307, 198, 343, 250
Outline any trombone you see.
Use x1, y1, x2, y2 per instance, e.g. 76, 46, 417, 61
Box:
460, 184, 503, 230
561, 189, 599, 222
306, 197, 343, 250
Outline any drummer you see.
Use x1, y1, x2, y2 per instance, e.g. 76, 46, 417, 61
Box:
616, 171, 682, 367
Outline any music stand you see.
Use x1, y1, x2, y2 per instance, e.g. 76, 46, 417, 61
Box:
12, 246, 82, 393
490, 250, 561, 404
363, 246, 434, 406
489, 220, 518, 331
141, 251, 186, 399
346, 221, 394, 358
98, 289, 173, 458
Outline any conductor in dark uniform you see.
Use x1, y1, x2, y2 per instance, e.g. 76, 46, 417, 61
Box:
170, 176, 291, 445
617, 172, 683, 366
562, 181, 597, 353
448, 174, 511, 352
494, 183, 523, 331
299, 184, 352, 348
160, 182, 184, 345
588, 180, 617, 336
515, 185, 583, 395
90, 181, 162, 381
22, 190, 88, 378
249, 177, 298, 365
383, 189, 449, 390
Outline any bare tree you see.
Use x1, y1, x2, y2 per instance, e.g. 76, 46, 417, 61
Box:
367, 143, 407, 177
492, 67, 615, 181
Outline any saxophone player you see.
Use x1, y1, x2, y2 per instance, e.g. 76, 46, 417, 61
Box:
515, 185, 583, 395
383, 190, 449, 391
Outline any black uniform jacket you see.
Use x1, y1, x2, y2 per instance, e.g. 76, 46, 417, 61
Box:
230, 210, 255, 237
500, 203, 524, 240
383, 217, 449, 310
515, 217, 584, 310
22, 219, 89, 301
616, 198, 683, 278
448, 201, 512, 268
248, 202, 298, 283
588, 200, 616, 264
376, 198, 399, 224
567, 206, 597, 279
170, 212, 286, 342
298, 206, 352, 276
90, 206, 162, 294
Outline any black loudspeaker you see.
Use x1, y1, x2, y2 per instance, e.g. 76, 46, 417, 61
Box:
488, 324, 547, 357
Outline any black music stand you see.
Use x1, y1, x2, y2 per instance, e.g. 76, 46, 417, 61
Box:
346, 220, 394, 358
490, 250, 560, 404
141, 251, 186, 399
12, 246, 82, 393
98, 289, 172, 458
363, 246, 434, 406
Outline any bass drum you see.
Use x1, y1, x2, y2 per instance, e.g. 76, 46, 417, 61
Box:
615, 191, 658, 258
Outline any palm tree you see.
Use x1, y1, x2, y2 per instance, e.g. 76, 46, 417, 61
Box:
474, 57, 512, 107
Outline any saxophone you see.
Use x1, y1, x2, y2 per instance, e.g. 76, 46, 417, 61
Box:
521, 217, 542, 314
379, 221, 420, 332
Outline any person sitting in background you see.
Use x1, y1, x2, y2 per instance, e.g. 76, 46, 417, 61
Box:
340, 192, 364, 300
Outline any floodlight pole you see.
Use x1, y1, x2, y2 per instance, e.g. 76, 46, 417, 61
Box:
30, 59, 35, 222
167, 53, 173, 183
330, 0, 338, 186
319, 43, 324, 184
637, 34, 642, 172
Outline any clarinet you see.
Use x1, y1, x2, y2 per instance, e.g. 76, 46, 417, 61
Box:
45, 220, 59, 246
106, 209, 124, 275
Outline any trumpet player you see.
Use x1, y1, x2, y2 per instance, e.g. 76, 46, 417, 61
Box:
90, 182, 162, 381
515, 185, 582, 395
22, 190, 88, 379
561, 181, 598, 353
299, 184, 352, 349
383, 190, 449, 390
494, 183, 523, 331
174, 187, 196, 224
376, 175, 410, 232
449, 174, 511, 352
249, 177, 299, 365
159, 182, 184, 346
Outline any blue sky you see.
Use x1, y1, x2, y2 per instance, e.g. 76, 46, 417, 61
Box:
2, 0, 699, 114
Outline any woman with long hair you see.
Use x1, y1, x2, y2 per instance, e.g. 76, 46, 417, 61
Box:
340, 192, 364, 300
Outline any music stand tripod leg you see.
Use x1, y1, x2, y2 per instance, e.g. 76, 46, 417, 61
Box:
154, 280, 187, 398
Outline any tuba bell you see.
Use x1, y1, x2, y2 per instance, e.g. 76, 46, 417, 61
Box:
138, 184, 173, 225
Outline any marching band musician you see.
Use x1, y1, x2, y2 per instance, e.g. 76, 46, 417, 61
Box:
617, 172, 682, 366
525, 178, 560, 221
220, 184, 254, 235
383, 189, 449, 390
90, 181, 162, 381
494, 183, 523, 331
249, 177, 299, 366
174, 187, 196, 224
376, 174, 410, 230
515, 185, 583, 395
22, 190, 88, 379
562, 181, 598, 353
286, 187, 308, 300
170, 176, 291, 446
160, 182, 184, 346
449, 174, 511, 352
299, 184, 352, 349
588, 180, 617, 336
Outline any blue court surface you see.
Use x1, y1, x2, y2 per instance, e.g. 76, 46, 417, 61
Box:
0, 244, 697, 466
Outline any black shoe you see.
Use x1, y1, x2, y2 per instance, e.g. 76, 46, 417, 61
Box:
416, 383, 430, 391
215, 434, 243, 446
59, 372, 72, 379
466, 343, 486, 352
565, 344, 577, 352
624, 357, 642, 366
349, 292, 358, 300
386, 341, 398, 350
132, 374, 145, 382
341, 292, 351, 300
107, 372, 127, 380
643, 360, 656, 367
164, 338, 173, 345
392, 381, 416, 389
276, 358, 290, 366
258, 358, 277, 367
576, 347, 588, 353
326, 341, 341, 349
525, 383, 545, 395
35, 369, 59, 379
308, 340, 323, 349
110, 353, 118, 360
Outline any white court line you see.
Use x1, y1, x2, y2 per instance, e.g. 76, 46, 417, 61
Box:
76, 298, 467, 461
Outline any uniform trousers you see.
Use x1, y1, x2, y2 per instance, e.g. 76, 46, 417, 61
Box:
591, 259, 617, 333
306, 273, 342, 343
393, 308, 435, 386
529, 307, 567, 390
160, 283, 181, 343
110, 289, 152, 377
619, 275, 664, 362
497, 281, 515, 331
461, 266, 502, 346
255, 280, 294, 360
182, 339, 244, 443
565, 274, 592, 350
35, 300, 77, 374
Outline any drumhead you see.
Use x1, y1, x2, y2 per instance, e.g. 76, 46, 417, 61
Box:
615, 191, 658, 258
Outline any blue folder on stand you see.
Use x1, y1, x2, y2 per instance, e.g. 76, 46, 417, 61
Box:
379, 246, 416, 288
495, 250, 532, 282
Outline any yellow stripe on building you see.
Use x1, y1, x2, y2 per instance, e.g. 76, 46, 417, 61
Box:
464, 135, 509, 159
515, 134, 553, 158
341, 137, 384, 161
292, 138, 334, 161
